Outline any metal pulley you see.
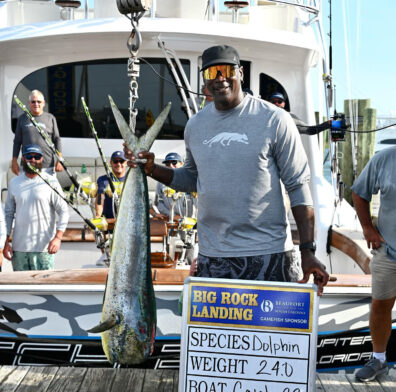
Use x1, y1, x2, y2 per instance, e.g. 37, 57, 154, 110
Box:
116, 0, 152, 15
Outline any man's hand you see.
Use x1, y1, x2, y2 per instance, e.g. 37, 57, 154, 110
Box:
48, 237, 61, 254
3, 240, 13, 260
123, 144, 156, 176
55, 160, 63, 172
362, 225, 385, 250
298, 250, 329, 296
11, 158, 20, 176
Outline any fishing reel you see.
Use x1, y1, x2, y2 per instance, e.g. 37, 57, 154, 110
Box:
330, 113, 350, 142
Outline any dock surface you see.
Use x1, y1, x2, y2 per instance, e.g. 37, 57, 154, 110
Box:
0, 366, 395, 391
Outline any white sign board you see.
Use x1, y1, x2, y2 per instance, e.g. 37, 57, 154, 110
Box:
179, 278, 319, 392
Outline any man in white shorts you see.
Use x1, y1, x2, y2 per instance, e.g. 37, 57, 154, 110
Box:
352, 146, 396, 382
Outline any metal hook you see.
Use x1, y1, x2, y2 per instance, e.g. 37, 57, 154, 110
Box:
127, 16, 142, 54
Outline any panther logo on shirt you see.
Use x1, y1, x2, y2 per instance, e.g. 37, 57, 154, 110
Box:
203, 132, 249, 147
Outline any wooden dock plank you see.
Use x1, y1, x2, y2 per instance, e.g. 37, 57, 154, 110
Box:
1, 366, 395, 392
317, 374, 353, 392
0, 366, 30, 392
377, 374, 396, 392
14, 366, 58, 392
141, 369, 178, 392
78, 368, 117, 392
345, 373, 384, 392
45, 367, 87, 392
110, 368, 145, 392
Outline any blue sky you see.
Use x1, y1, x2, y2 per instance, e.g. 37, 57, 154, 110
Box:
321, 0, 396, 117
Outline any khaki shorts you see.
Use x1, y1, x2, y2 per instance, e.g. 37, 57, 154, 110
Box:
370, 245, 396, 300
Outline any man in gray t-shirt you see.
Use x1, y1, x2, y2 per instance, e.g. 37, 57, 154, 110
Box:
125, 45, 328, 295
351, 146, 396, 381
12, 90, 63, 176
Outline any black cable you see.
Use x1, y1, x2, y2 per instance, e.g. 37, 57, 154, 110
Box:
139, 57, 208, 98
342, 122, 396, 134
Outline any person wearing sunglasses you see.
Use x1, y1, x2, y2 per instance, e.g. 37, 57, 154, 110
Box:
269, 91, 332, 136
12, 89, 63, 176
152, 152, 197, 221
95, 150, 128, 222
3, 144, 69, 271
95, 150, 128, 266
125, 45, 328, 294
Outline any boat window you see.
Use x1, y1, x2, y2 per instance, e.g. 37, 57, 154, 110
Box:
259, 73, 290, 111
12, 58, 190, 140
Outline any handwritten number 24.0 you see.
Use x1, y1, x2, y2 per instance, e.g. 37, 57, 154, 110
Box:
257, 360, 294, 377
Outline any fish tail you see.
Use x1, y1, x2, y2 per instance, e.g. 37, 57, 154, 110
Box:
140, 102, 172, 151
108, 95, 139, 151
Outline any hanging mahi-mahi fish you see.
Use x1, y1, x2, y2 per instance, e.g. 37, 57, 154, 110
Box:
89, 96, 171, 365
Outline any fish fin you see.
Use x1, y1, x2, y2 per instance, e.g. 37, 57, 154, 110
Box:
87, 314, 118, 333
140, 102, 172, 151
108, 95, 138, 151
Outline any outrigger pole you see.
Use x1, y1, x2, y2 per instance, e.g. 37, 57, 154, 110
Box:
13, 95, 82, 191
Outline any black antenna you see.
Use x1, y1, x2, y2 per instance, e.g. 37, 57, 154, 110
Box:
333, 84, 337, 115
329, 0, 333, 75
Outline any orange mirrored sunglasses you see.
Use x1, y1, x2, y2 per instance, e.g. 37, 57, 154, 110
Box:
202, 65, 237, 80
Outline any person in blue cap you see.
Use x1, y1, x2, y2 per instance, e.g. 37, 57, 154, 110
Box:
95, 150, 128, 221
152, 152, 197, 220
269, 91, 333, 135
3, 144, 69, 270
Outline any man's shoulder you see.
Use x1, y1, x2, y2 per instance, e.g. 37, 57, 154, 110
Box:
9, 174, 23, 188
97, 175, 108, 185
368, 146, 396, 168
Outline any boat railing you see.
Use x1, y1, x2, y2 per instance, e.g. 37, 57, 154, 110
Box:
1, 0, 322, 31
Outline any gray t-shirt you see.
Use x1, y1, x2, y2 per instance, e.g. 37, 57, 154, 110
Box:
13, 112, 62, 168
171, 94, 312, 257
351, 146, 396, 260
5, 172, 69, 252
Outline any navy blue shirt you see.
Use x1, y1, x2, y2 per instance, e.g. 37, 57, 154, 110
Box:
97, 174, 126, 219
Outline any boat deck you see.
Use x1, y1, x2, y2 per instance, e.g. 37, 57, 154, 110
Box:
1, 366, 395, 391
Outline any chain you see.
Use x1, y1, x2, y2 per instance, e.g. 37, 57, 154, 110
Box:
127, 13, 144, 134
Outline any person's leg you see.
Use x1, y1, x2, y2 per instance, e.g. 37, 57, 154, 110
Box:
370, 297, 395, 353
29, 252, 55, 270
356, 245, 396, 381
11, 251, 30, 271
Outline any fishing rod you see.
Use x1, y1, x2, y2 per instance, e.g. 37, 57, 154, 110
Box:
13, 95, 82, 191
81, 97, 117, 195
81, 97, 120, 218
26, 163, 109, 256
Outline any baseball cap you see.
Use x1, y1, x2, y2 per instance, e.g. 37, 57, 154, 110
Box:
162, 152, 183, 164
201, 45, 240, 70
269, 92, 286, 102
111, 151, 125, 161
22, 144, 42, 156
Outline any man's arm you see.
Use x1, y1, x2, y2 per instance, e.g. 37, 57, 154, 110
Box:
4, 190, 16, 261
124, 149, 174, 185
352, 191, 384, 249
95, 194, 104, 218
48, 229, 64, 254
292, 205, 329, 295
